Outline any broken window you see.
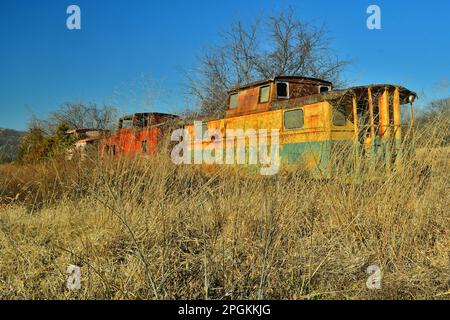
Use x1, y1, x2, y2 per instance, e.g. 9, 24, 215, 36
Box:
259, 85, 270, 103
332, 104, 352, 126
277, 82, 289, 99
284, 109, 304, 130
333, 109, 347, 126
121, 119, 133, 129
229, 93, 238, 109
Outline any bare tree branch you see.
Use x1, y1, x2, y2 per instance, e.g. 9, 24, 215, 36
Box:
187, 7, 350, 116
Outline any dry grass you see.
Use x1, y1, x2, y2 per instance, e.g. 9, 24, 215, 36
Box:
0, 118, 448, 300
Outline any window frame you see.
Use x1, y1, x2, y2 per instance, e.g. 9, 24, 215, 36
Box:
319, 85, 331, 94
229, 93, 238, 109
258, 85, 271, 104
283, 108, 305, 130
276, 81, 290, 100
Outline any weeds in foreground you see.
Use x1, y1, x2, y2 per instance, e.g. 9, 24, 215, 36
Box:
0, 117, 448, 300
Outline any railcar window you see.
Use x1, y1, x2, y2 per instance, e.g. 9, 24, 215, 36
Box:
259, 85, 270, 103
277, 82, 289, 99
121, 119, 133, 128
319, 85, 331, 93
142, 140, 147, 154
284, 109, 304, 130
333, 110, 346, 126
229, 93, 238, 109
135, 116, 148, 128
333, 105, 351, 126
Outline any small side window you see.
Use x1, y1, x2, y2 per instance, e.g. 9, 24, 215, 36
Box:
319, 85, 331, 93
277, 82, 289, 99
122, 119, 133, 128
229, 93, 238, 109
259, 85, 270, 103
142, 140, 148, 154
284, 109, 304, 130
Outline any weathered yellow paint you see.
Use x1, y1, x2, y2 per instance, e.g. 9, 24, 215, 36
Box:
379, 88, 390, 139
185, 101, 334, 149
393, 87, 401, 141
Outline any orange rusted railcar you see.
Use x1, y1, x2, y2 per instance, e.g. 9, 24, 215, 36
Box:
99, 113, 178, 158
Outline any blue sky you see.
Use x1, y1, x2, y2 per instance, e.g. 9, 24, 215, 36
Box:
0, 0, 449, 130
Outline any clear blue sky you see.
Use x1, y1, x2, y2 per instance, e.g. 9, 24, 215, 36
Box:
0, 0, 449, 130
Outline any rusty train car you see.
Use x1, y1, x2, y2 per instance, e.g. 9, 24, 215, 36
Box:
100, 113, 178, 158
97, 76, 417, 174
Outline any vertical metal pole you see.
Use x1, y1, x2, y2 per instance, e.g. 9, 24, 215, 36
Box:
393, 87, 402, 170
410, 100, 415, 140
368, 87, 375, 141
410, 100, 416, 155
378, 88, 390, 171
379, 88, 390, 139
353, 94, 359, 142
367, 87, 376, 173
352, 94, 359, 173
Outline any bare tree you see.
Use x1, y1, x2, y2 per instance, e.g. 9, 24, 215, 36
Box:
187, 7, 349, 116
31, 102, 118, 134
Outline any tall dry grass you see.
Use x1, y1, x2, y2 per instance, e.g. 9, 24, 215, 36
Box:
0, 116, 448, 300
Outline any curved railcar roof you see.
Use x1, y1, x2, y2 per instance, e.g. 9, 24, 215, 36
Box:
227, 76, 333, 93
119, 112, 179, 121
270, 84, 417, 111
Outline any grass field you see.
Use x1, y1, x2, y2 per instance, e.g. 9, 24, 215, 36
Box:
0, 119, 448, 300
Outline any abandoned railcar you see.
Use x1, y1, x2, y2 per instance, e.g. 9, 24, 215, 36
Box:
99, 112, 178, 157
183, 76, 417, 173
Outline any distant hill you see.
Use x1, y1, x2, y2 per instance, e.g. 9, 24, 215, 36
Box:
0, 128, 25, 163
